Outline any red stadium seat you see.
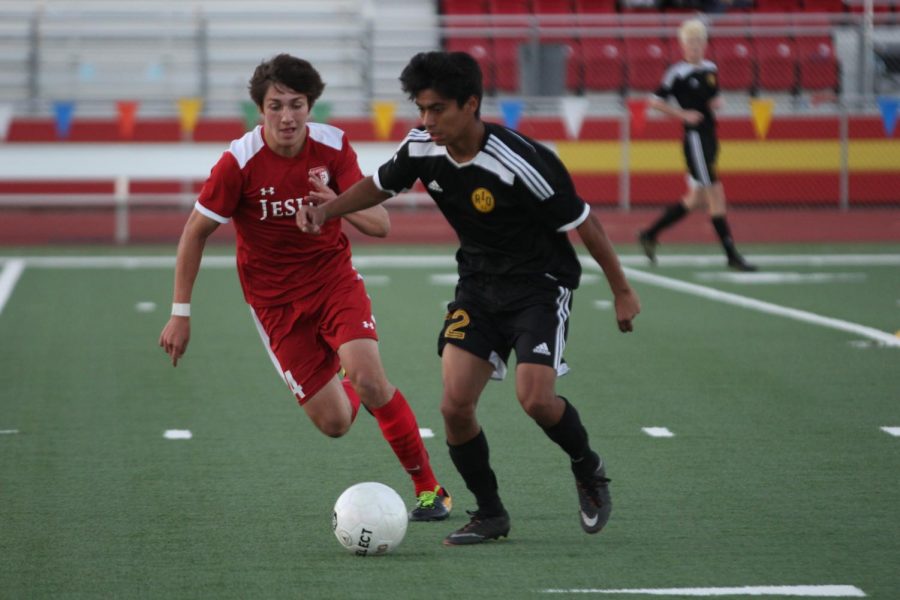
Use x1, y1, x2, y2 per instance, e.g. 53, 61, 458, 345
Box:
625, 37, 673, 91
442, 0, 489, 14
574, 0, 618, 11
445, 37, 496, 91
488, 0, 532, 12
800, 0, 845, 11
796, 35, 839, 90
533, 0, 575, 12
709, 37, 755, 91
755, 37, 798, 91
581, 37, 626, 91
755, 0, 801, 11
493, 38, 524, 91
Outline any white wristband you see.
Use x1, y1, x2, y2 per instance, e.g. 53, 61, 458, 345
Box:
171, 303, 191, 317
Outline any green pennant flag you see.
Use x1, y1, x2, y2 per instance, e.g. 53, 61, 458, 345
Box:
311, 101, 331, 124
241, 100, 259, 131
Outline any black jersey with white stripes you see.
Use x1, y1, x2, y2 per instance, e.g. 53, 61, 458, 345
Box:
374, 122, 590, 289
654, 59, 719, 134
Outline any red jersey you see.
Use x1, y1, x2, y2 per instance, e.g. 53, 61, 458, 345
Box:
196, 124, 364, 306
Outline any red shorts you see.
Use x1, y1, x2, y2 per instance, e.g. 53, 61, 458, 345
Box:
250, 270, 378, 404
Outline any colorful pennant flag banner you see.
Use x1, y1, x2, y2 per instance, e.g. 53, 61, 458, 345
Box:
116, 100, 139, 139
560, 97, 589, 139
750, 98, 775, 140
500, 99, 523, 131
177, 97, 203, 136
877, 96, 898, 138
626, 98, 648, 136
241, 100, 259, 131
372, 101, 396, 140
52, 100, 75, 139
311, 101, 332, 124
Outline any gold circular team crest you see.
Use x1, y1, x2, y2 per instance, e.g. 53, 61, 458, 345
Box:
707, 73, 717, 87
471, 187, 495, 213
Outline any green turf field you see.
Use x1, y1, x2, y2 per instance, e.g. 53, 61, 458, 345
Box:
1, 244, 898, 599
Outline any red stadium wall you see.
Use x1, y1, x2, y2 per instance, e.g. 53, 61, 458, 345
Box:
4, 114, 897, 207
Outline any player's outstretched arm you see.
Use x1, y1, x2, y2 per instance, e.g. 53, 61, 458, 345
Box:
576, 212, 640, 333
305, 175, 390, 238
298, 176, 391, 235
158, 210, 219, 366
649, 96, 703, 126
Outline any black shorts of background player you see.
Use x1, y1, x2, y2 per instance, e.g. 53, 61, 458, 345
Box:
638, 18, 757, 272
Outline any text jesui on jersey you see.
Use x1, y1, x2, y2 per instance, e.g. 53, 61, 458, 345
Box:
195, 124, 364, 306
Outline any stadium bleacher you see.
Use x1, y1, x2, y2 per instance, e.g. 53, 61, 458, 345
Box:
440, 0, 862, 95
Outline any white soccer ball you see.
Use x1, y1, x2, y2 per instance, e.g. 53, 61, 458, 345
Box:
332, 482, 408, 556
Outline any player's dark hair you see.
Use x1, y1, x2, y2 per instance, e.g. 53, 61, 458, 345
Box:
399, 51, 483, 118
248, 54, 325, 109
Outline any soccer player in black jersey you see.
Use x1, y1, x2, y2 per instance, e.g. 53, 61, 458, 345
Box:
638, 18, 757, 272
298, 51, 640, 545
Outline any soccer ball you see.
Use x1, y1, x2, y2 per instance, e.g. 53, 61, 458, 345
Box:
332, 482, 408, 556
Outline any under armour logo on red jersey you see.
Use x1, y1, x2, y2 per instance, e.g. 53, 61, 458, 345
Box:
260, 186, 275, 196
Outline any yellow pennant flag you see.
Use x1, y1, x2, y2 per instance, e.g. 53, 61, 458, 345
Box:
749, 98, 775, 140
177, 97, 204, 135
372, 101, 396, 140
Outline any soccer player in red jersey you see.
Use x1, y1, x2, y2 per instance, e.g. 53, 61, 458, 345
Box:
158, 54, 451, 521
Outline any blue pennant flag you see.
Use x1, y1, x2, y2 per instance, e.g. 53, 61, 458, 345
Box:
877, 96, 898, 138
52, 100, 75, 139
499, 99, 523, 131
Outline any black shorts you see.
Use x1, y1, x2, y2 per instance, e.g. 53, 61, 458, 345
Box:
682, 129, 719, 187
437, 276, 572, 381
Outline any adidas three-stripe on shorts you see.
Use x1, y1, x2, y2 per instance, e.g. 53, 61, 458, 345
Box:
437, 273, 572, 381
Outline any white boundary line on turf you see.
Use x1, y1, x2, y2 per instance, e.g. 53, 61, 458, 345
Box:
616, 266, 900, 348
538, 584, 866, 597
0, 259, 25, 316
1, 254, 899, 269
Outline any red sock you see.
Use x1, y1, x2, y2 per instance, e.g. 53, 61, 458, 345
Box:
371, 388, 439, 496
341, 378, 361, 424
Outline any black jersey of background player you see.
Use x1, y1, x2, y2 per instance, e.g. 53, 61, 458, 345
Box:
375, 122, 590, 290
654, 59, 719, 134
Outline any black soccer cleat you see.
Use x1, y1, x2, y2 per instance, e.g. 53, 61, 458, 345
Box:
575, 461, 612, 534
409, 486, 452, 522
443, 509, 510, 546
638, 231, 658, 265
727, 255, 758, 272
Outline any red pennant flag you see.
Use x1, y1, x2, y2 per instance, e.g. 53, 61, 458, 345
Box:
116, 100, 139, 139
627, 98, 648, 137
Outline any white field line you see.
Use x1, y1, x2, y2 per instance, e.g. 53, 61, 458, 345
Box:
539, 585, 866, 597
880, 427, 900, 437
616, 266, 900, 349
1, 254, 897, 347
1, 254, 898, 270
0, 258, 25, 315
642, 427, 675, 438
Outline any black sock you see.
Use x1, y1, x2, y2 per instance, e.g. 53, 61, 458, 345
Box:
447, 429, 505, 516
645, 203, 688, 239
541, 397, 600, 481
711, 215, 740, 261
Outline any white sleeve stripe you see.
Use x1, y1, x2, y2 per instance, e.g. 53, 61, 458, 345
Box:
194, 201, 230, 224
485, 137, 554, 200
556, 203, 590, 232
486, 137, 554, 198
